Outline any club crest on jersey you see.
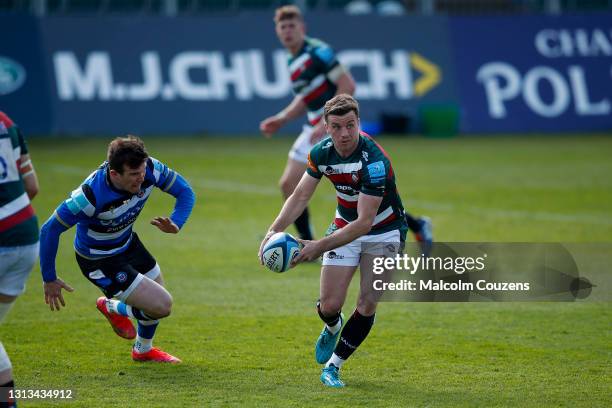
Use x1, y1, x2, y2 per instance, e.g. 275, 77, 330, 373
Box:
116, 271, 128, 283
322, 141, 333, 149
137, 190, 145, 198
362, 151, 369, 161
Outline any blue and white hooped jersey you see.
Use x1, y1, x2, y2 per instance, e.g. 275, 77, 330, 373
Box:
53, 157, 179, 259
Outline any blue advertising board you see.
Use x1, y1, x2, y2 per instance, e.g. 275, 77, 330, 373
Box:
0, 12, 610, 135
449, 13, 612, 133
5, 13, 453, 135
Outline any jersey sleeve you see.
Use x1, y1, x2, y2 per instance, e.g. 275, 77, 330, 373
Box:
149, 157, 179, 192
306, 148, 323, 179
312, 42, 340, 72
360, 159, 387, 197
148, 157, 195, 229
16, 127, 28, 155
311, 42, 346, 84
40, 183, 96, 282
55, 184, 97, 227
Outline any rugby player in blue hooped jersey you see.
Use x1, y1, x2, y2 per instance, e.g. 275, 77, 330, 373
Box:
259, 94, 407, 388
260, 5, 433, 253
39, 136, 195, 363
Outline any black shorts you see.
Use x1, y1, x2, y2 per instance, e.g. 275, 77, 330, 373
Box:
76, 233, 159, 300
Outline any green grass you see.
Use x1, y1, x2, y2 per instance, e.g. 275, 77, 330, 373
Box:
3, 134, 612, 407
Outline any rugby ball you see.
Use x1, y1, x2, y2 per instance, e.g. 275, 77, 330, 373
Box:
262, 232, 301, 273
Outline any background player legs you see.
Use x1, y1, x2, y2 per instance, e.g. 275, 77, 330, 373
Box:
0, 294, 17, 408
279, 158, 313, 240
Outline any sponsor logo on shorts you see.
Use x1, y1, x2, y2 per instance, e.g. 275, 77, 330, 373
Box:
326, 251, 344, 260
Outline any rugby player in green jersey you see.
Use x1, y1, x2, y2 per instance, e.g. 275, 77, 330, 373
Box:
259, 95, 407, 388
0, 111, 40, 407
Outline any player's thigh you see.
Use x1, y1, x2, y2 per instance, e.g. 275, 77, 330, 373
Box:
319, 265, 357, 313
0, 243, 38, 298
126, 233, 161, 283
287, 125, 313, 165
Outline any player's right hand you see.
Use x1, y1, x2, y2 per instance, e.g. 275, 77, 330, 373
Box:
258, 230, 278, 265
259, 116, 283, 137
43, 278, 74, 311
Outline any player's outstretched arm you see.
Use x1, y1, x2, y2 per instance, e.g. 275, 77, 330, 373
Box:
40, 213, 75, 310
157, 170, 195, 233
258, 173, 319, 262
43, 278, 74, 311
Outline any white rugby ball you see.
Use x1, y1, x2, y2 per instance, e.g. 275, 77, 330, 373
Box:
262, 232, 301, 273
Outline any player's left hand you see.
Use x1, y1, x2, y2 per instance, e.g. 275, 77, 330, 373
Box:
151, 217, 179, 233
291, 239, 324, 266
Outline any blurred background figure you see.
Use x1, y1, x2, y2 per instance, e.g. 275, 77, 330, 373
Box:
0, 111, 39, 408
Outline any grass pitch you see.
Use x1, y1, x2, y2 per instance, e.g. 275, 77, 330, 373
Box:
3, 134, 611, 407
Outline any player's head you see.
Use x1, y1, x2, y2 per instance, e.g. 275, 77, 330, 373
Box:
274, 5, 305, 53
324, 94, 360, 156
107, 135, 148, 194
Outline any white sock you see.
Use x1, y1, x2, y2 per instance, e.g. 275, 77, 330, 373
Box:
133, 336, 153, 354
106, 299, 121, 314
132, 319, 158, 354
326, 353, 345, 369
326, 318, 342, 335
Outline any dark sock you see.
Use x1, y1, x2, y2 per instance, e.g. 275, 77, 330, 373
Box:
334, 310, 375, 360
405, 212, 421, 233
294, 207, 313, 240
1, 380, 16, 408
316, 300, 341, 327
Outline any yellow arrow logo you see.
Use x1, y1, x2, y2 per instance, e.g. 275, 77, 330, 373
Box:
410, 52, 441, 97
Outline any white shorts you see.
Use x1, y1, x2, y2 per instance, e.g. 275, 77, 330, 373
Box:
288, 125, 315, 164
322, 229, 401, 267
0, 243, 39, 297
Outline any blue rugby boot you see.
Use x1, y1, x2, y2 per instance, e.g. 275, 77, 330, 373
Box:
315, 314, 343, 364
320, 365, 345, 388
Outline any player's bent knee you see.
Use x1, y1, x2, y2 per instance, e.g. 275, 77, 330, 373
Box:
149, 292, 172, 319
319, 299, 343, 317
356, 299, 377, 317
357, 297, 378, 316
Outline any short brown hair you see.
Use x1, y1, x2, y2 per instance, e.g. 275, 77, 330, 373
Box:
107, 135, 148, 173
324, 94, 360, 121
274, 5, 303, 23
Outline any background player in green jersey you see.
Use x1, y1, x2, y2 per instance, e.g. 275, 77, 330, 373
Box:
259, 95, 407, 388
260, 5, 433, 252
0, 111, 40, 407
259, 5, 356, 241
